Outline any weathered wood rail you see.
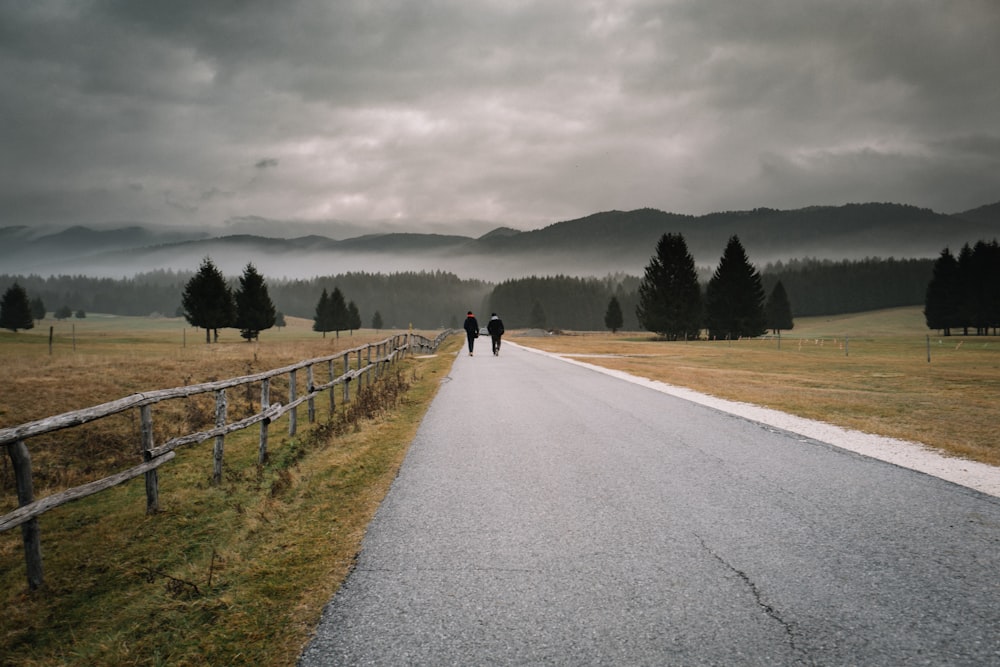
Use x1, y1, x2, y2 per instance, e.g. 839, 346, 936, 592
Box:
2, 330, 453, 590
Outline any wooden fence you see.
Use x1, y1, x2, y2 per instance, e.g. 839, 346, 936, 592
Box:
1, 330, 453, 590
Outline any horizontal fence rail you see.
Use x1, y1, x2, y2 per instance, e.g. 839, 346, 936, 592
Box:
2, 329, 454, 590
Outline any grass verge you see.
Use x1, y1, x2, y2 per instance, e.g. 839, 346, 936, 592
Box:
1, 322, 461, 666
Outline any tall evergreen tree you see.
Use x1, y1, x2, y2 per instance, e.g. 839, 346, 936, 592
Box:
956, 243, 975, 335
29, 296, 46, 322
924, 247, 961, 335
981, 240, 1000, 335
764, 280, 794, 333
0, 283, 34, 332
182, 257, 235, 343
347, 300, 361, 333
705, 235, 766, 340
234, 263, 276, 341
604, 296, 624, 333
329, 287, 349, 338
372, 310, 384, 331
313, 288, 333, 337
636, 233, 702, 340
968, 240, 1000, 335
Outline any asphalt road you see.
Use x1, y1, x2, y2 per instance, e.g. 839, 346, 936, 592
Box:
299, 340, 1000, 666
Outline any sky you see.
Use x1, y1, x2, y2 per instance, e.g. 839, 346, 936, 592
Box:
2, 0, 999, 238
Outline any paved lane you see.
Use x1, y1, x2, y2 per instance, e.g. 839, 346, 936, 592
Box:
299, 341, 1000, 666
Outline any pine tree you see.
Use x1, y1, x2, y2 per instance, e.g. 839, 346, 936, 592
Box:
924, 247, 961, 335
182, 257, 235, 343
604, 296, 624, 333
956, 243, 975, 335
764, 280, 794, 333
969, 240, 1000, 335
705, 235, 766, 340
0, 283, 35, 332
981, 240, 1000, 335
636, 233, 702, 340
372, 310, 384, 331
329, 287, 349, 338
313, 288, 333, 337
347, 301, 361, 334
234, 263, 276, 341
29, 296, 46, 322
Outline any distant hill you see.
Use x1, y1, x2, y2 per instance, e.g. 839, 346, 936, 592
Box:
0, 224, 208, 274
953, 202, 1000, 226
477, 227, 521, 241
2, 202, 998, 281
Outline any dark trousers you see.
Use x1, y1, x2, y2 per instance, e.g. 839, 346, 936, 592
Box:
466, 331, 476, 353
491, 335, 502, 355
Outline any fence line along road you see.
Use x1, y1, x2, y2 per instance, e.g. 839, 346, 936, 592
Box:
2, 329, 453, 591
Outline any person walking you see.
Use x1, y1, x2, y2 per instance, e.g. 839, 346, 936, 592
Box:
487, 312, 505, 356
463, 311, 479, 356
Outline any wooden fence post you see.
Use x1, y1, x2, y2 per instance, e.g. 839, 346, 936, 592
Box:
357, 349, 363, 390
289, 369, 297, 436
8, 440, 44, 590
327, 360, 335, 414
212, 389, 227, 485
307, 365, 316, 424
343, 352, 350, 404
141, 405, 160, 514
367, 345, 373, 387
259, 379, 270, 464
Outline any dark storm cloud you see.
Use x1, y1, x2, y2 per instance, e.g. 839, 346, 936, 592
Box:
1, 0, 997, 235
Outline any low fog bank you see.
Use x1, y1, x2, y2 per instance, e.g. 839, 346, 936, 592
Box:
0, 242, 945, 284
0, 250, 642, 283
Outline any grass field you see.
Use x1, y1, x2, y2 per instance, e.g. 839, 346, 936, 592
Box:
514, 306, 1000, 467
1, 317, 460, 666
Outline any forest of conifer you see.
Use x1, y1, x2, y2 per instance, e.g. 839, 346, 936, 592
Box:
0, 249, 979, 334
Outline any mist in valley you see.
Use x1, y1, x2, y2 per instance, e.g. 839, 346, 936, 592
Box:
0, 225, 977, 286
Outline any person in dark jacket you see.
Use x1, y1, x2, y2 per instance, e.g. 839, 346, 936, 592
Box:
487, 312, 505, 356
463, 311, 479, 356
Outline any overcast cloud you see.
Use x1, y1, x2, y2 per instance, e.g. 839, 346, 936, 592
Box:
2, 0, 998, 236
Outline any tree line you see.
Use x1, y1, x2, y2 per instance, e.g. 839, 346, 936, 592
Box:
0, 269, 493, 332
761, 256, 934, 317
487, 274, 641, 331
1, 247, 963, 335
924, 240, 1000, 335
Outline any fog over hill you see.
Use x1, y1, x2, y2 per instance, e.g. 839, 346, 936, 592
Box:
2, 202, 998, 282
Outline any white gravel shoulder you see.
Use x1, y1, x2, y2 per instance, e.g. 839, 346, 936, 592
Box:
516, 343, 1000, 499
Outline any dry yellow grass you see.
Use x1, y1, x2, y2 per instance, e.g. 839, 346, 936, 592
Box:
1, 316, 460, 666
514, 308, 1000, 467
0, 316, 426, 505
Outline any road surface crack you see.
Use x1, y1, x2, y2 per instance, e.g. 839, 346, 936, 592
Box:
695, 534, 806, 661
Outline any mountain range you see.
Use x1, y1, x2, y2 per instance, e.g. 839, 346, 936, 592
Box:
2, 202, 998, 282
